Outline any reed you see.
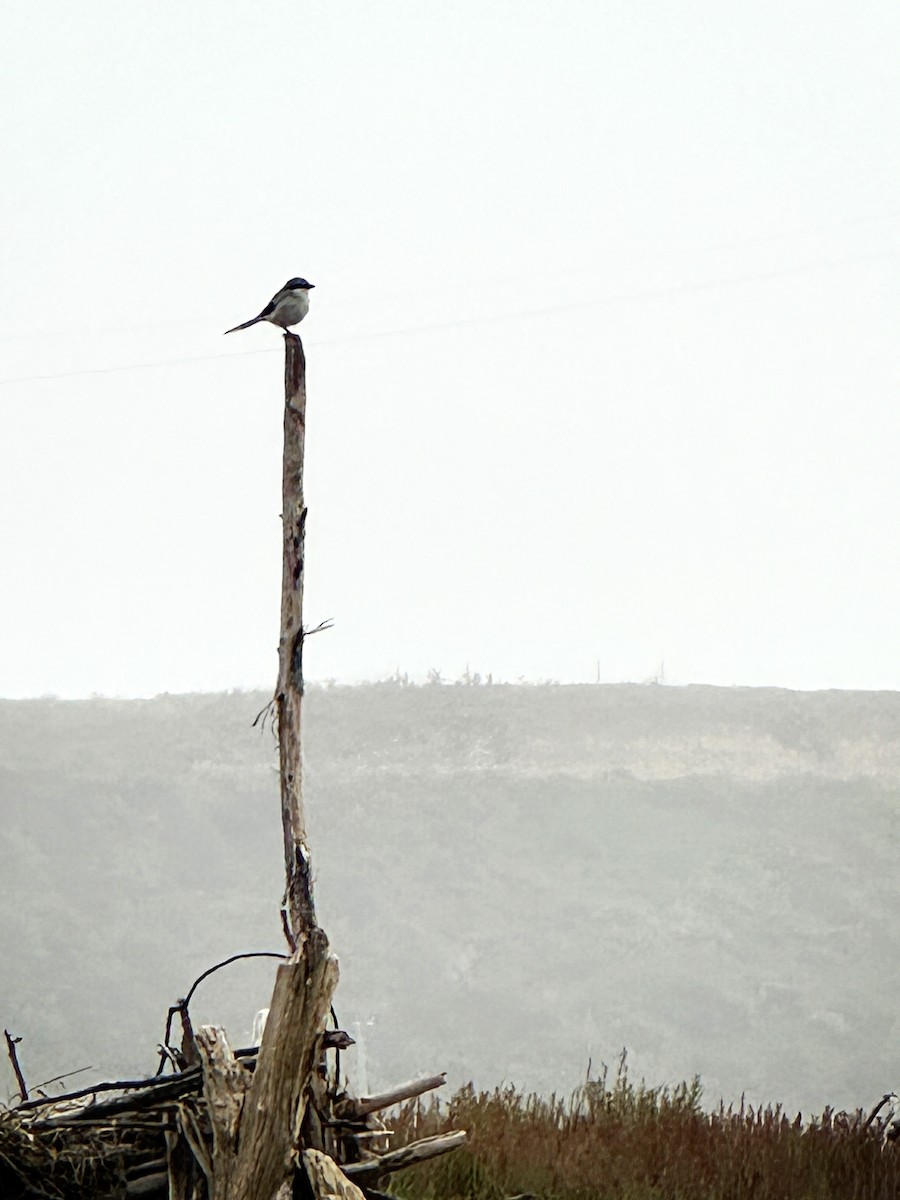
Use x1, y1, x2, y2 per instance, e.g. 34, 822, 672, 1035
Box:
387, 1055, 899, 1200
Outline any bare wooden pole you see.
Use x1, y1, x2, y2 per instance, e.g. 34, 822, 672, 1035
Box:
185, 335, 340, 1200
277, 332, 317, 940
166, 327, 464, 1200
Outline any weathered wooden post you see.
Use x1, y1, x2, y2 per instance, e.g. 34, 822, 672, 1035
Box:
187, 330, 463, 1200
277, 332, 317, 942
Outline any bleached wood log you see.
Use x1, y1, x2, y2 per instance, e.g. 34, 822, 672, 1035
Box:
304, 1149, 368, 1200
342, 1130, 467, 1182
195, 1026, 249, 1199
341, 1073, 446, 1118
229, 927, 339, 1200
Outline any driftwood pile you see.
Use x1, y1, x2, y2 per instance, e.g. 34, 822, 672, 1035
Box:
1, 931, 464, 1200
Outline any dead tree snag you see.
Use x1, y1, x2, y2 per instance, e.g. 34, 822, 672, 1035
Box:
278, 332, 316, 942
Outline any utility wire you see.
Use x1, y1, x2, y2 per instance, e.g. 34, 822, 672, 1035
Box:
0, 200, 896, 347
0, 345, 278, 386
0, 247, 895, 389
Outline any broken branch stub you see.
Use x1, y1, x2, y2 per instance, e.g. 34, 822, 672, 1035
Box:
335, 1074, 447, 1119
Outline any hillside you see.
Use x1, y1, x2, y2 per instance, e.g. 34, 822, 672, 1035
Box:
0, 682, 897, 1116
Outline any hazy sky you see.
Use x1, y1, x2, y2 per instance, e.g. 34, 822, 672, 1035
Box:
2, 1, 899, 697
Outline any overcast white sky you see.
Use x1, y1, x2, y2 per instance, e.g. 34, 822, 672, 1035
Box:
1, 1, 899, 697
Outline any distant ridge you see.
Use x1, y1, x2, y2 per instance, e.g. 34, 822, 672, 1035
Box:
1, 683, 897, 1118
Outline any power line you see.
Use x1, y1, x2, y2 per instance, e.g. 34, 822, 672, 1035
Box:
0, 246, 895, 389
1, 200, 896, 348
0, 345, 278, 386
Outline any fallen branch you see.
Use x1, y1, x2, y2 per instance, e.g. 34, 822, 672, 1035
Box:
338, 1074, 446, 1118
17, 1068, 202, 1115
342, 1130, 467, 1182
30, 1072, 203, 1125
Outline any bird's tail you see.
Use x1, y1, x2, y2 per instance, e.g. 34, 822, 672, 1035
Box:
224, 314, 264, 335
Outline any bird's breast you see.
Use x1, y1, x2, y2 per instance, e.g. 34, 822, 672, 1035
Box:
269, 291, 310, 328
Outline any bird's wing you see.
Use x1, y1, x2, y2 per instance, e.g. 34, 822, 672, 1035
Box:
258, 284, 295, 318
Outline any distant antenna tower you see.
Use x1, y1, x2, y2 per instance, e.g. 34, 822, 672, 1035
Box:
641, 659, 666, 686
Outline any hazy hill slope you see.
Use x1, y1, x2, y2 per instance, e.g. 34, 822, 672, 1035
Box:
0, 683, 897, 1116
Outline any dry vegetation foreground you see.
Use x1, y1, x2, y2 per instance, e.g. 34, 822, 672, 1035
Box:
3, 1060, 897, 1200
389, 1063, 900, 1200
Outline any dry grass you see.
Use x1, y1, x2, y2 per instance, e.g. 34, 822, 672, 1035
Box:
388, 1056, 900, 1200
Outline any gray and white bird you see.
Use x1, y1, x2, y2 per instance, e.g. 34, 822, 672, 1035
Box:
224, 277, 315, 335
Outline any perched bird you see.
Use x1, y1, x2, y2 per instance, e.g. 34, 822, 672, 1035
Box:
225, 277, 315, 335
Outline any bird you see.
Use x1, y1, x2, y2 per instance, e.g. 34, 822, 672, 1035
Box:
224, 277, 315, 335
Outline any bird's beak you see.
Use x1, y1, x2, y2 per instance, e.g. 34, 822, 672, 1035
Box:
306, 283, 315, 289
